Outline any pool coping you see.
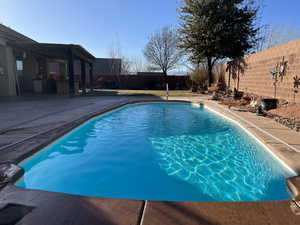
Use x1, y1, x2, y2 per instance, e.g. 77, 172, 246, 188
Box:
204, 104, 296, 174
201, 100, 300, 205
202, 101, 300, 174
1, 99, 300, 195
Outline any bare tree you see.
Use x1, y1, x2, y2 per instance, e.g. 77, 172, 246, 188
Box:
266, 25, 300, 48
108, 40, 132, 87
249, 1, 300, 52
257, 24, 300, 51
130, 56, 146, 74
108, 41, 123, 75
143, 26, 181, 76
121, 58, 131, 74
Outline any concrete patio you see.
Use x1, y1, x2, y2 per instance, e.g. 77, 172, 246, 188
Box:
0, 95, 161, 149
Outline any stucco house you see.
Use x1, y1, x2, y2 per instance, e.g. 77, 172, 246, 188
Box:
0, 24, 95, 96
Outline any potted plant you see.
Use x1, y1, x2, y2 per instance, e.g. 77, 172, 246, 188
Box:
261, 98, 278, 111
261, 64, 280, 111
233, 88, 244, 100
262, 57, 288, 111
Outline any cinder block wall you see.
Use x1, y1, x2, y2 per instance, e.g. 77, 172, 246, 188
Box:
225, 39, 300, 103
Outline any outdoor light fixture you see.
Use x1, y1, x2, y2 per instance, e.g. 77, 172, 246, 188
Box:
22, 52, 27, 59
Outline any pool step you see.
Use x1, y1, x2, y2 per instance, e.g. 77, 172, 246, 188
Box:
287, 176, 300, 215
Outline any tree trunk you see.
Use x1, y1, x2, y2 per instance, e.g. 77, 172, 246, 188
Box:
163, 70, 169, 99
228, 71, 231, 89
207, 57, 213, 87
163, 70, 168, 89
237, 72, 240, 91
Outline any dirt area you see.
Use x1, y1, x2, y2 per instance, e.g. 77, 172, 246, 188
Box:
216, 92, 300, 131
218, 93, 300, 119
269, 105, 300, 118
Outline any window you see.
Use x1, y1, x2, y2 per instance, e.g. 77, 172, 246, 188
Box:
16, 60, 23, 71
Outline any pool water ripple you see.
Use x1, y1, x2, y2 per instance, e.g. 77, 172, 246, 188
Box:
150, 132, 284, 201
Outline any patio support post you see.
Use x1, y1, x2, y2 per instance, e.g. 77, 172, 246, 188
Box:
80, 59, 86, 95
68, 49, 75, 96
89, 63, 94, 93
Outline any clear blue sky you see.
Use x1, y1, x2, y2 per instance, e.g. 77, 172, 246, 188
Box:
0, 0, 299, 59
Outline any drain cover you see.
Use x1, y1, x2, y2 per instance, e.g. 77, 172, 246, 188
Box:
0, 204, 34, 225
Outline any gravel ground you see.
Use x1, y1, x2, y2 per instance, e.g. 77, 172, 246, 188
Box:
269, 105, 300, 118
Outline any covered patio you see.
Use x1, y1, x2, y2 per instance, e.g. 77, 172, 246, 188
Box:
8, 42, 95, 96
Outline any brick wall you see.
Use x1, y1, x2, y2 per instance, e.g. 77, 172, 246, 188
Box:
225, 39, 300, 103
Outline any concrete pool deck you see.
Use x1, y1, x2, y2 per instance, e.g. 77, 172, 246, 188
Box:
1, 95, 300, 224
1, 185, 300, 225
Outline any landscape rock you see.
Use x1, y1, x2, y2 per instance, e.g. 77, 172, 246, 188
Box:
0, 163, 24, 188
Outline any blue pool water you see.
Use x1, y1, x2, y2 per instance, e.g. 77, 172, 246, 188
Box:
17, 103, 294, 201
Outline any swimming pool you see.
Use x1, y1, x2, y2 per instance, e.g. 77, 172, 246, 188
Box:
17, 102, 295, 201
